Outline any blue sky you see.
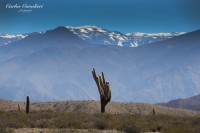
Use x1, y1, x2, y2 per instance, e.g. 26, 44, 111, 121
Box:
0, 0, 200, 34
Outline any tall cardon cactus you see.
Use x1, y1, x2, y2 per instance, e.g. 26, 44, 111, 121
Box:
92, 68, 111, 113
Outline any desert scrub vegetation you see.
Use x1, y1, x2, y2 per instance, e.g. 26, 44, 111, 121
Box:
0, 110, 200, 133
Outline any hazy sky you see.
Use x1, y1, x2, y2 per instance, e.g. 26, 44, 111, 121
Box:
0, 0, 200, 34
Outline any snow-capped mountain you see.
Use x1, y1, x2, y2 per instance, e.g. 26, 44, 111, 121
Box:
0, 26, 199, 103
67, 26, 185, 47
0, 33, 28, 46
0, 26, 185, 47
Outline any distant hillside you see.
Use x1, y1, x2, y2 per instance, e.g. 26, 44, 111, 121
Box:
0, 99, 199, 117
159, 94, 200, 111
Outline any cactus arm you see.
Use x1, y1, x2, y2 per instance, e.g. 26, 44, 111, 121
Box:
92, 68, 102, 94
98, 78, 104, 96
105, 82, 111, 100
102, 72, 106, 86
92, 68, 98, 84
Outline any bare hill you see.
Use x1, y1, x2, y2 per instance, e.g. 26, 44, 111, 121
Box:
0, 99, 199, 117
159, 94, 200, 111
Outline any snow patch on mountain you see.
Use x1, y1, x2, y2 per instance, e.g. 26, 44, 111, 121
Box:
67, 26, 186, 47
0, 34, 27, 39
0, 33, 28, 46
126, 32, 185, 37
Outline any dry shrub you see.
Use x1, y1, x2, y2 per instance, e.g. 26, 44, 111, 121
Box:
94, 119, 108, 130
119, 117, 141, 133
0, 110, 199, 133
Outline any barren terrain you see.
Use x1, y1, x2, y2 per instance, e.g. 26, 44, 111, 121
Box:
0, 99, 199, 116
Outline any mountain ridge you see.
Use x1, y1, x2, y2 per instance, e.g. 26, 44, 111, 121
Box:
0, 25, 185, 47
0, 26, 199, 103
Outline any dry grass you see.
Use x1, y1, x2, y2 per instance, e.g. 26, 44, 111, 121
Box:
0, 110, 200, 133
0, 99, 200, 133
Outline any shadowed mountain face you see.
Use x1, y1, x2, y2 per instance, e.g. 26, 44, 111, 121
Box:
0, 27, 89, 63
0, 27, 199, 103
159, 94, 200, 111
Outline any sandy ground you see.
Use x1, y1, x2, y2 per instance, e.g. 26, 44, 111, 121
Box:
11, 128, 160, 133
11, 128, 125, 133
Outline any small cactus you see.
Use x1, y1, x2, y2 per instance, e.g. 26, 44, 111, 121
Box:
153, 108, 155, 116
18, 103, 21, 111
92, 68, 111, 113
26, 96, 30, 114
